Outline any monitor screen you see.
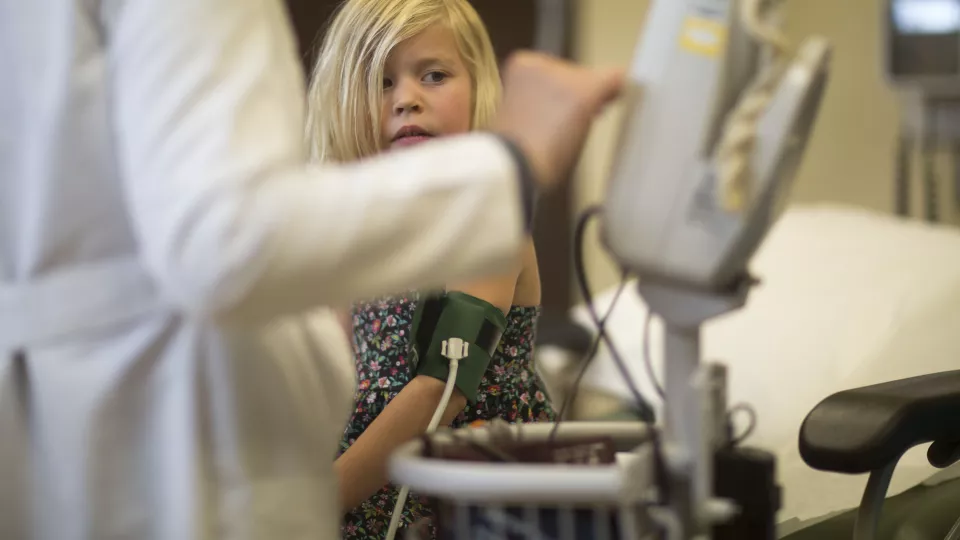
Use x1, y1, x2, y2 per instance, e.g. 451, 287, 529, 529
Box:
893, 0, 960, 34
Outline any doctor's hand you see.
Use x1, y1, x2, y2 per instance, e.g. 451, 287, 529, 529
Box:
493, 51, 625, 191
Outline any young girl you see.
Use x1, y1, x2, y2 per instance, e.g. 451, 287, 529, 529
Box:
307, 0, 555, 536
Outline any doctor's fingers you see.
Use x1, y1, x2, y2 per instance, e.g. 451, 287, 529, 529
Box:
503, 52, 625, 118
494, 52, 626, 190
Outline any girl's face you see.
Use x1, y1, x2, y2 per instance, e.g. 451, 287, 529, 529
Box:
380, 23, 473, 150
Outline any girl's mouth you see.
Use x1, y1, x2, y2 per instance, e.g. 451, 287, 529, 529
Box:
391, 126, 435, 147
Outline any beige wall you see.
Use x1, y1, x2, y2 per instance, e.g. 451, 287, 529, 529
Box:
572, 0, 650, 293
571, 0, 937, 296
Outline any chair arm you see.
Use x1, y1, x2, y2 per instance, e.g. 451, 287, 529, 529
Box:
799, 370, 960, 475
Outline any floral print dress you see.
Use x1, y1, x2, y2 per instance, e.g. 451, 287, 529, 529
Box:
340, 292, 555, 539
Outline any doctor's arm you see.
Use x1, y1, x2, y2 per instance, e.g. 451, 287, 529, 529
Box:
102, 0, 538, 324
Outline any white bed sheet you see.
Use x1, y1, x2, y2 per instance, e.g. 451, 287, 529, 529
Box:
572, 204, 960, 522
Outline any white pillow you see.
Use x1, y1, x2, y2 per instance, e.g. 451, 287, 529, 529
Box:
572, 204, 960, 522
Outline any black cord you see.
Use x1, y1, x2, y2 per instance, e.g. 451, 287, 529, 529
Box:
548, 207, 658, 442
924, 143, 940, 223
547, 277, 629, 442
573, 207, 656, 421
728, 402, 758, 446
924, 108, 940, 223
895, 131, 912, 218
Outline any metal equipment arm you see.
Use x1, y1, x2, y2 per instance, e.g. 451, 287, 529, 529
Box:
601, 1, 831, 538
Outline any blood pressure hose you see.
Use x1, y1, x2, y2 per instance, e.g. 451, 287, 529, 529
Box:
385, 340, 464, 540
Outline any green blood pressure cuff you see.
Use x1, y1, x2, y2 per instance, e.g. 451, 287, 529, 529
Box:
412, 292, 508, 403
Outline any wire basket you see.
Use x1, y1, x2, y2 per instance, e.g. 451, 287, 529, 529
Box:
389, 421, 660, 540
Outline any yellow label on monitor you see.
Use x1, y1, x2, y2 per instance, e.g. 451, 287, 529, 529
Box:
679, 16, 727, 57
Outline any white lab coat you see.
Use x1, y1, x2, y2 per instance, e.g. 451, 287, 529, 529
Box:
0, 0, 526, 539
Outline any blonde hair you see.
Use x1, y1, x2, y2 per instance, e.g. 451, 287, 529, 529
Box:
306, 0, 501, 163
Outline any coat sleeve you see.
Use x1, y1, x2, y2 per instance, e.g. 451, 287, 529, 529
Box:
101, 0, 527, 322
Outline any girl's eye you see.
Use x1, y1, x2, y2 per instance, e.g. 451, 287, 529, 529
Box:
423, 71, 447, 84
383, 78, 394, 89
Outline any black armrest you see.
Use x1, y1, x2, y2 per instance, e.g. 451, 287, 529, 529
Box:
535, 312, 594, 355
799, 370, 960, 474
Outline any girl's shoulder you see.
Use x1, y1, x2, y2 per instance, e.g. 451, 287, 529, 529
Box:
505, 304, 541, 320
351, 294, 418, 348
352, 293, 418, 317
351, 292, 541, 336
513, 240, 541, 306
